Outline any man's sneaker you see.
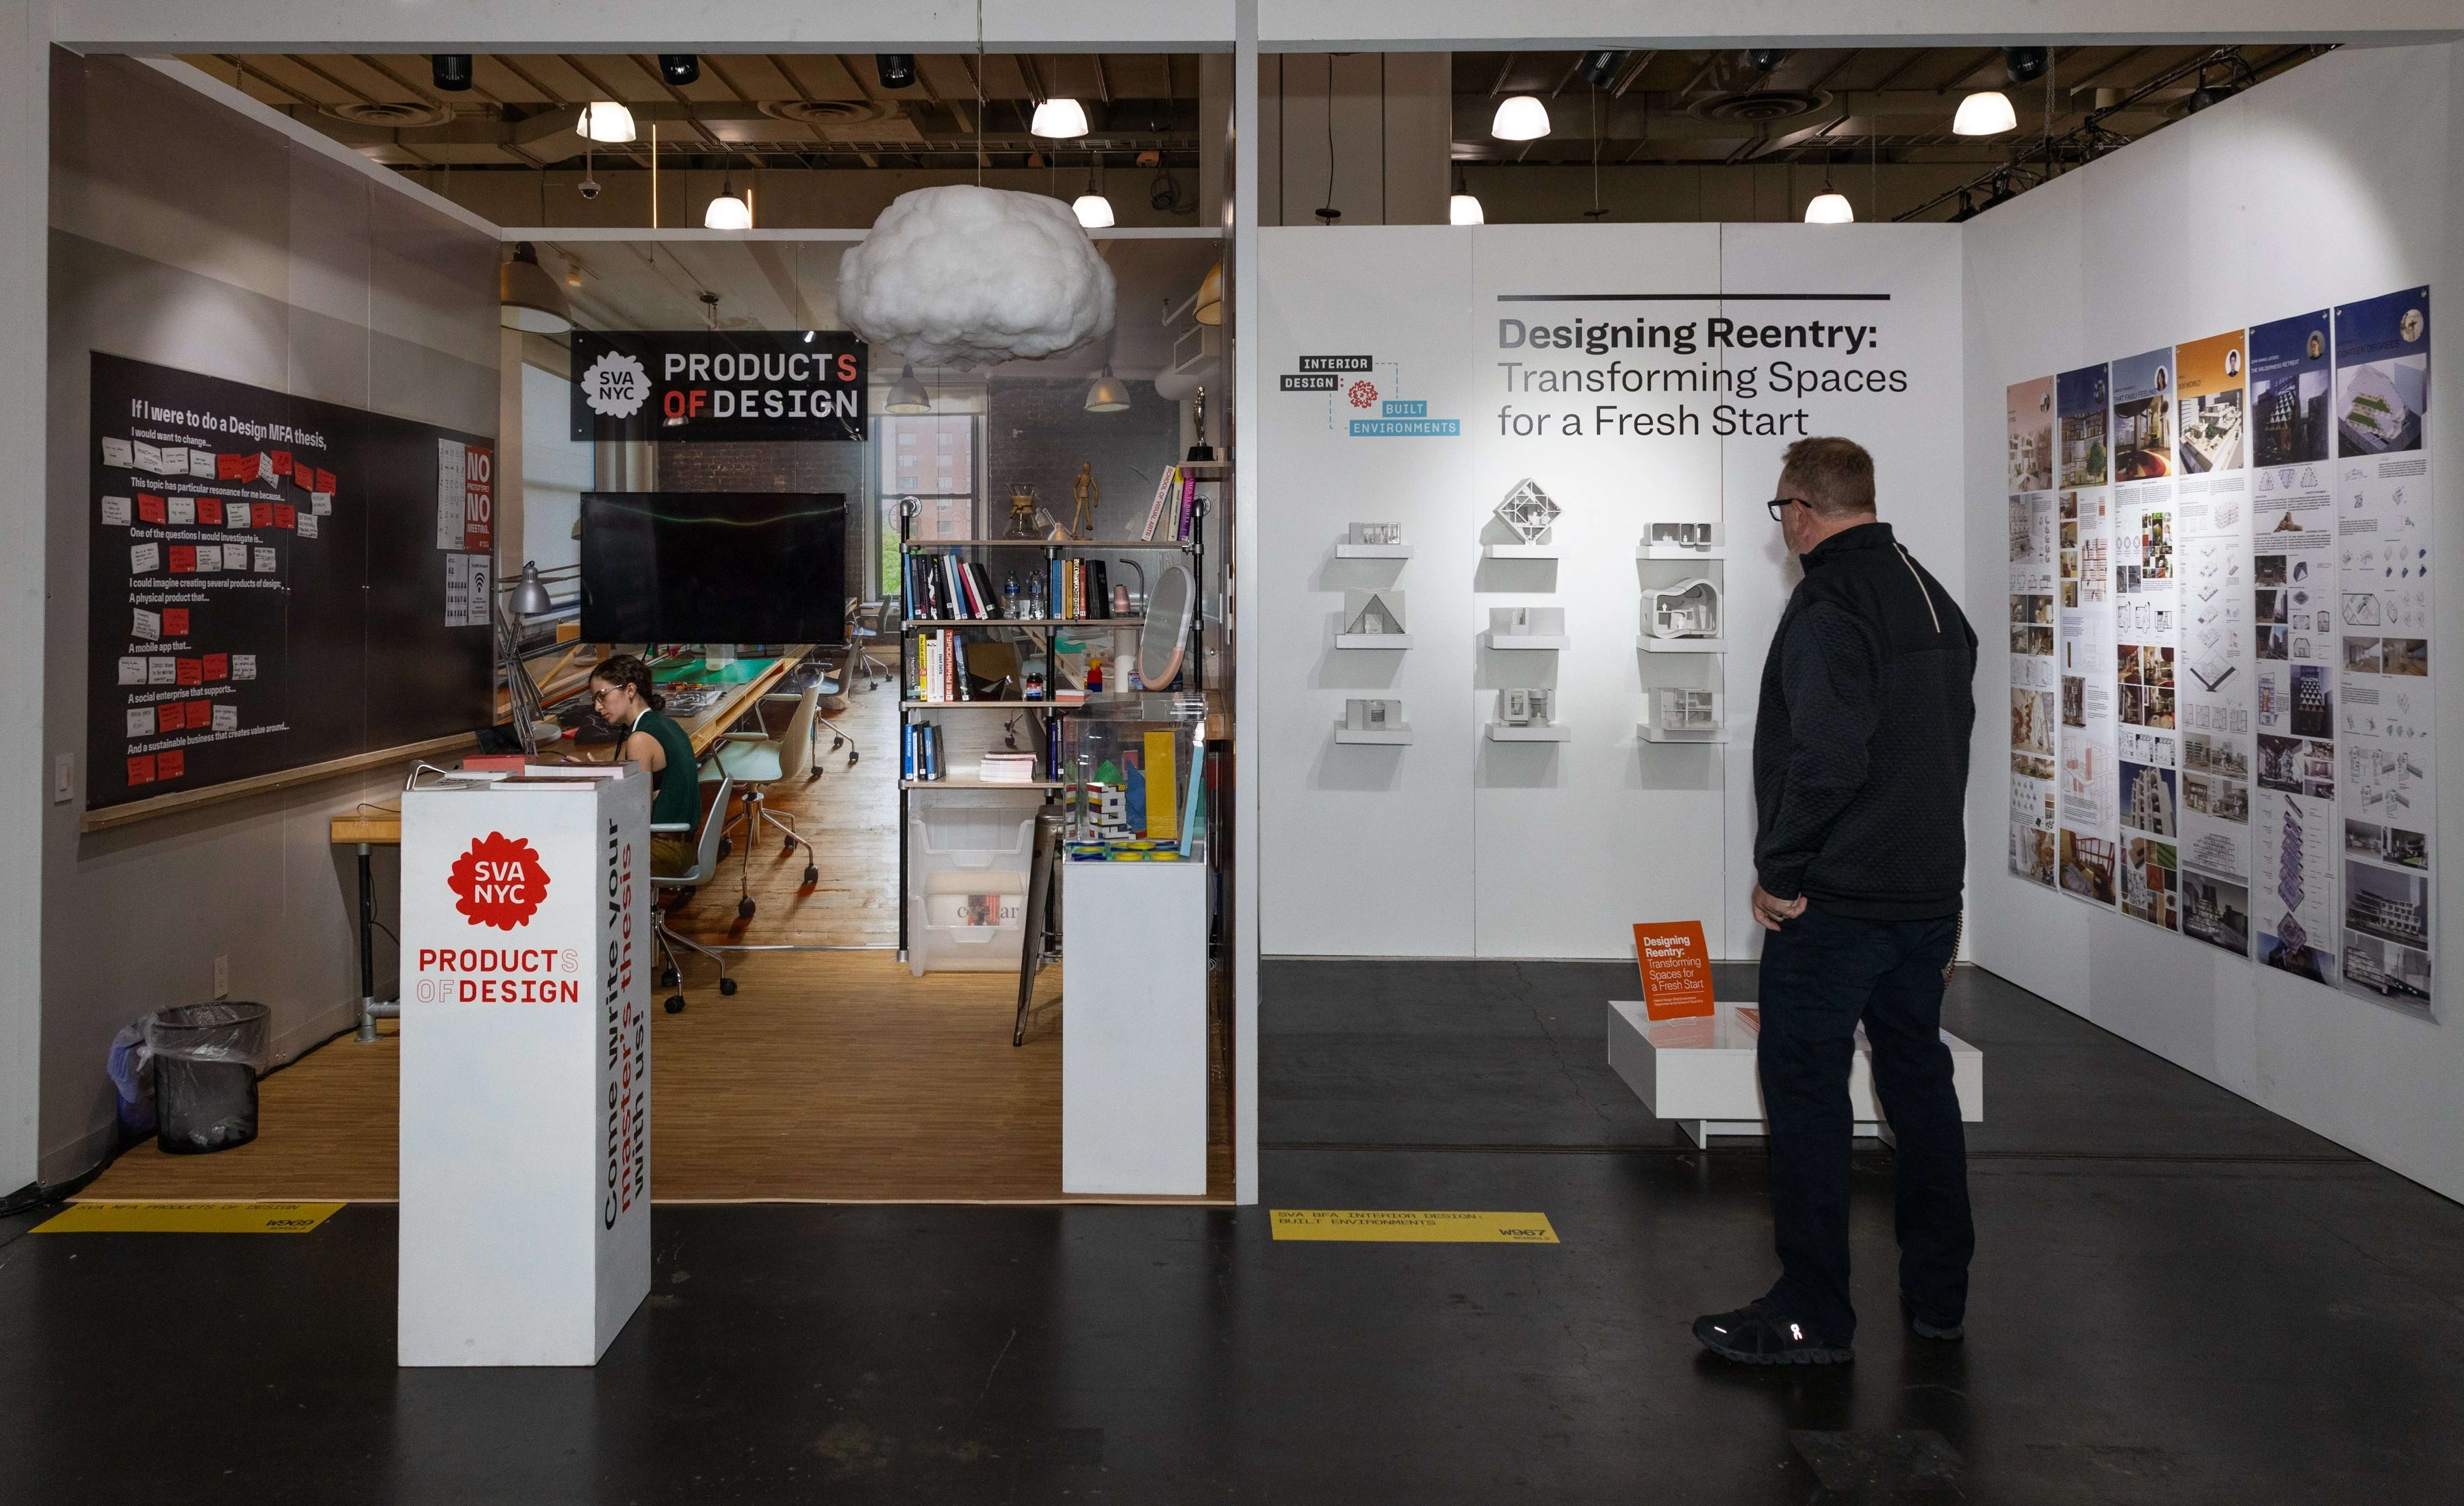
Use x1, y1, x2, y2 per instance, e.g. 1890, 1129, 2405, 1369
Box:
1691, 1301, 1853, 1365
1901, 1294, 1964, 1341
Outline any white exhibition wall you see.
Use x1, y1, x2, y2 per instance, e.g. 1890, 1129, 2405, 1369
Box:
1255, 221, 1962, 959
1961, 42, 2464, 1200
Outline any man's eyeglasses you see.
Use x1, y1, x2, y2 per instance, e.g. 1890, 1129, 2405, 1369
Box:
1765, 495, 1810, 522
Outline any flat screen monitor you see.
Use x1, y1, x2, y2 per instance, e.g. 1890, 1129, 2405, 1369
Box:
580, 491, 847, 644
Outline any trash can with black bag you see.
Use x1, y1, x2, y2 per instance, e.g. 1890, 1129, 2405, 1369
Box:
145, 1002, 270, 1154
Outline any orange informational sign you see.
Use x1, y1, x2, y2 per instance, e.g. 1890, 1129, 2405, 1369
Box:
1632, 921, 1715, 1020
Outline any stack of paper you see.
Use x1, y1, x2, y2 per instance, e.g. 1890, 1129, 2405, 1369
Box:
979, 752, 1040, 784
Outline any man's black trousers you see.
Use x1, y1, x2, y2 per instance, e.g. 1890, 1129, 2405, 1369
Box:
1756, 905, 1972, 1347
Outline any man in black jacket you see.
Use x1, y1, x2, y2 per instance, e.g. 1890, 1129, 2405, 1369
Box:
1693, 436, 1979, 1367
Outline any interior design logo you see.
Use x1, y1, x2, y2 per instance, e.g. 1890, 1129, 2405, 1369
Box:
448, 831, 551, 930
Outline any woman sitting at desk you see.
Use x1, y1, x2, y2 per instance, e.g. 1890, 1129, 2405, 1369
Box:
588, 654, 702, 876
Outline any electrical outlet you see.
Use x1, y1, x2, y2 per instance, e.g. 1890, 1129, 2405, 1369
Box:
214, 955, 229, 999
52, 754, 72, 805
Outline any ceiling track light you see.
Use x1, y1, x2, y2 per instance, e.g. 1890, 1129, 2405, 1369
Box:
2003, 47, 2051, 86
875, 54, 916, 90
1953, 90, 2018, 136
658, 54, 700, 86
1747, 49, 1790, 75
1490, 94, 1550, 141
1578, 50, 1628, 88
431, 54, 473, 92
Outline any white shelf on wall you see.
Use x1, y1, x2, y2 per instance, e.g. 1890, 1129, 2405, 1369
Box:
1334, 633, 1413, 650
1482, 543, 1558, 560
1484, 722, 1572, 743
1638, 635, 1726, 654
1333, 720, 1414, 745
1335, 543, 1413, 559
1637, 544, 1727, 561
1636, 720, 1728, 745
1482, 631, 1569, 651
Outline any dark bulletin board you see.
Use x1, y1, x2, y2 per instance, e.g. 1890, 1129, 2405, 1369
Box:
86, 353, 496, 814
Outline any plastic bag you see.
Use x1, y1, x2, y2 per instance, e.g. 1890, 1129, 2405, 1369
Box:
106, 1021, 155, 1140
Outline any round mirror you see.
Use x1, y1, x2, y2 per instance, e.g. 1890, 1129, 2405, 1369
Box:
1137, 565, 1195, 689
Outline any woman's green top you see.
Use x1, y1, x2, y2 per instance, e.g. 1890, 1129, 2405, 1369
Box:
634, 707, 702, 830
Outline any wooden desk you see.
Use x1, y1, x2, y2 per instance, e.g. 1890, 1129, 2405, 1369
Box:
329, 647, 812, 1038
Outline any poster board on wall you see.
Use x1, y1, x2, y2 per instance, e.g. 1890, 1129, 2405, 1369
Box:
85, 353, 496, 821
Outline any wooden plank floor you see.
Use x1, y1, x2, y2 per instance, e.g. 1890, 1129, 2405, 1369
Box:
79, 950, 1233, 1204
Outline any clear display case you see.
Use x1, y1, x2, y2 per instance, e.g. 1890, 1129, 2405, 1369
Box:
1060, 695, 1207, 861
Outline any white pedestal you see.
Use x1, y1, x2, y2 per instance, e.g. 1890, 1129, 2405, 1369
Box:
398, 774, 654, 1366
1639, 635, 1726, 653
1334, 720, 1414, 744
1482, 631, 1569, 650
1335, 542, 1413, 559
1606, 999, 1981, 1148
1335, 633, 1413, 650
1485, 722, 1571, 742
1482, 542, 1558, 559
1062, 859, 1209, 1195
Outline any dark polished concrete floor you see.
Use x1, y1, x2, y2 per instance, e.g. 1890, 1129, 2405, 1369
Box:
5, 962, 2463, 1503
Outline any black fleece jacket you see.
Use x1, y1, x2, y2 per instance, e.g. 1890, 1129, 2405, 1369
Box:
1752, 520, 1977, 920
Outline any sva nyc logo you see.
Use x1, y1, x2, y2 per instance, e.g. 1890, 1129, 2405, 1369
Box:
448, 832, 550, 930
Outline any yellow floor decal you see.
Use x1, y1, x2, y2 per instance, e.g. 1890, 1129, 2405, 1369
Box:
38, 1201, 344, 1234
1271, 1209, 1558, 1243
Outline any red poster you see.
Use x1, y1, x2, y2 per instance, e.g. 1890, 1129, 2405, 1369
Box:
251, 503, 274, 528
274, 503, 296, 529
175, 658, 201, 687
202, 652, 228, 680
461, 444, 493, 554
126, 754, 155, 786
162, 608, 189, 636
198, 498, 222, 525
136, 494, 165, 523
1632, 921, 1716, 1021
271, 450, 292, 476
157, 749, 185, 779
167, 544, 195, 573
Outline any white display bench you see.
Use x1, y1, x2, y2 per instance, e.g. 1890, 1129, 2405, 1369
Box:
1606, 999, 1982, 1149
1062, 858, 1209, 1195
398, 772, 654, 1366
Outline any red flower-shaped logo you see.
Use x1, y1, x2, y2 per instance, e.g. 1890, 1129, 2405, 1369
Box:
1347, 379, 1378, 409
448, 832, 550, 930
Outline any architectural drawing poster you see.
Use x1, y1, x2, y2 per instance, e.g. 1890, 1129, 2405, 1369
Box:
2007, 376, 2057, 888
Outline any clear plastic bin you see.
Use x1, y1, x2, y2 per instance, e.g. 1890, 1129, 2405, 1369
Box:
908, 791, 1038, 976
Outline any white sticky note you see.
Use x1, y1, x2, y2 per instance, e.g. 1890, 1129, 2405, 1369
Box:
191, 546, 218, 574
132, 439, 161, 473
297, 513, 319, 539
211, 704, 238, 732
125, 707, 155, 738
101, 496, 131, 526
117, 656, 146, 685
255, 453, 274, 483
129, 542, 160, 574
188, 450, 216, 478
253, 546, 278, 574
147, 656, 177, 685
101, 437, 133, 469
164, 448, 194, 476
166, 496, 196, 526
231, 654, 258, 680
222, 543, 248, 571
131, 607, 160, 639
310, 492, 332, 515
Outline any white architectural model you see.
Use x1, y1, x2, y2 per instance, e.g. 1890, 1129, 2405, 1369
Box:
1342, 589, 1405, 636
1643, 521, 1721, 556
1346, 698, 1400, 731
1647, 578, 1722, 639
1501, 687, 1554, 726
1348, 522, 1402, 546
1495, 478, 1561, 544
1486, 605, 1566, 647
1646, 688, 1725, 741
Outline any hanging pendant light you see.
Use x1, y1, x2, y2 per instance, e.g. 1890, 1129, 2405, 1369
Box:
1952, 90, 2017, 136
704, 175, 752, 230
1804, 191, 1854, 224
579, 101, 637, 144
885, 363, 932, 414
1084, 364, 1132, 412
1491, 94, 1550, 141
498, 242, 572, 333
1031, 97, 1090, 138
1450, 193, 1486, 225
1071, 194, 1116, 227
1193, 261, 1223, 327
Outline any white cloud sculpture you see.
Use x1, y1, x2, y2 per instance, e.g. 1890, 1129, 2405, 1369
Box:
838, 186, 1116, 369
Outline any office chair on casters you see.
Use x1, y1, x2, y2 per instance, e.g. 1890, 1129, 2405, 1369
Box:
846, 598, 893, 689
708, 682, 823, 917
650, 769, 739, 1014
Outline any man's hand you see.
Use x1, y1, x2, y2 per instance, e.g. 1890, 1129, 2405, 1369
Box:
1751, 884, 1809, 932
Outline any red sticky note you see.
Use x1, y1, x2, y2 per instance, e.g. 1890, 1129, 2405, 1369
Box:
126, 754, 156, 786
162, 608, 189, 636
157, 749, 185, 779
198, 498, 223, 525
216, 454, 244, 481
192, 700, 216, 728
272, 451, 292, 476
315, 468, 336, 495
203, 652, 228, 680
1632, 921, 1715, 1021
167, 544, 196, 573
251, 503, 274, 528
176, 658, 202, 687
137, 494, 166, 524
274, 503, 296, 529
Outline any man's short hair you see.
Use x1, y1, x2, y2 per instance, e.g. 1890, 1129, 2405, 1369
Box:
1780, 437, 1877, 517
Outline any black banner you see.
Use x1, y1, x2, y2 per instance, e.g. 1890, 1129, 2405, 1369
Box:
86, 353, 496, 812
569, 329, 868, 443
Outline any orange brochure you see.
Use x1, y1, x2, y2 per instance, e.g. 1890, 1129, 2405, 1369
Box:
1632, 921, 1715, 1020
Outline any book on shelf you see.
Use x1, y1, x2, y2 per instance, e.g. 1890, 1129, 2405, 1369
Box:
1142, 465, 1180, 541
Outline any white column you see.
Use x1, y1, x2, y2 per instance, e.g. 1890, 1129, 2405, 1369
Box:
1233, 0, 1262, 1203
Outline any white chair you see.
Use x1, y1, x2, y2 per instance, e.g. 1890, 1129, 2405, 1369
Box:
707, 682, 821, 918
651, 769, 738, 1014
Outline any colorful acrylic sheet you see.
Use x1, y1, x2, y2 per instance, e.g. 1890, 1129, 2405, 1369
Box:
2007, 376, 2058, 888
2012, 285, 2435, 1019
